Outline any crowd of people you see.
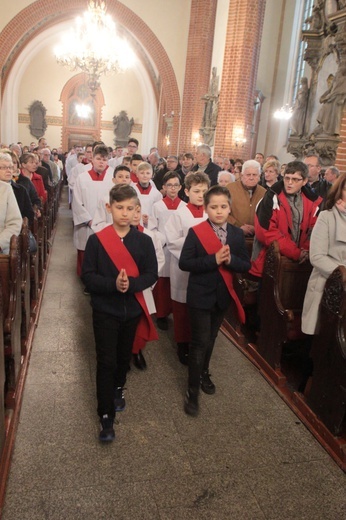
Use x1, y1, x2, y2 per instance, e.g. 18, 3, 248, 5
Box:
1, 136, 345, 442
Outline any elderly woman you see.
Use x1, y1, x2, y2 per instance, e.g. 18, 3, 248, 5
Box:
0, 176, 22, 254
218, 170, 235, 186
260, 159, 280, 190
302, 173, 346, 335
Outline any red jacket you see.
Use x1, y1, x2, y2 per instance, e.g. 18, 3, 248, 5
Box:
250, 181, 322, 277
31, 172, 47, 203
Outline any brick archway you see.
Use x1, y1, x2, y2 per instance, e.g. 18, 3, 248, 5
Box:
0, 0, 181, 153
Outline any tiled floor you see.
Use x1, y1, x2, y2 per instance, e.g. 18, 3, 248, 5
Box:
2, 188, 346, 519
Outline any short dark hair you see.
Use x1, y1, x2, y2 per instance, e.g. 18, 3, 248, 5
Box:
92, 141, 105, 150
183, 152, 194, 160
20, 152, 36, 165
109, 184, 137, 204
130, 154, 143, 163
93, 145, 109, 158
128, 138, 139, 147
284, 161, 308, 179
305, 153, 321, 166
163, 171, 181, 184
113, 165, 131, 178
204, 185, 232, 206
185, 171, 210, 190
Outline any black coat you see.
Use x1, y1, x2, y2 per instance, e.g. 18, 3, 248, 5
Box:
16, 174, 42, 209
11, 181, 34, 222
192, 160, 221, 186
179, 221, 251, 310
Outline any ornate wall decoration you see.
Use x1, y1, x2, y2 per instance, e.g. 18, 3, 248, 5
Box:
28, 100, 47, 138
113, 111, 134, 146
287, 1, 346, 165
200, 67, 219, 147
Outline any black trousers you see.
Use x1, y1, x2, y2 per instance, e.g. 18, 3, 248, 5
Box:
188, 305, 225, 390
93, 310, 140, 419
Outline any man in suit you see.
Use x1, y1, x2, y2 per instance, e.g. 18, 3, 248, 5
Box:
192, 144, 221, 186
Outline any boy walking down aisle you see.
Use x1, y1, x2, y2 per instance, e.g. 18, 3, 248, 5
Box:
179, 185, 251, 416
82, 185, 158, 442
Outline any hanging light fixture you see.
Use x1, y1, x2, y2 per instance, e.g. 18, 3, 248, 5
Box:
54, 0, 135, 96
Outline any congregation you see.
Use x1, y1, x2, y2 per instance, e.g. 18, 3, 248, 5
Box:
1, 136, 346, 444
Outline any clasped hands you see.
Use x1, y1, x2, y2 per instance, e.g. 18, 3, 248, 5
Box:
216, 245, 231, 266
116, 268, 129, 292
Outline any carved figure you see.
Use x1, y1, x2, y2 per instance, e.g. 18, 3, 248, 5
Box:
113, 111, 134, 143
314, 66, 346, 136
200, 67, 219, 146
290, 77, 309, 136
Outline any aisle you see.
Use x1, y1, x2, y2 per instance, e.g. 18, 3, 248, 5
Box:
2, 187, 346, 520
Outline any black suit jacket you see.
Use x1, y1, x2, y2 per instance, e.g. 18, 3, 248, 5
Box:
193, 160, 221, 186
179, 221, 251, 310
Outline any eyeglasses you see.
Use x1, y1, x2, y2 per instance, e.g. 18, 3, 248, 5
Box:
165, 184, 180, 188
0, 166, 14, 171
284, 175, 304, 183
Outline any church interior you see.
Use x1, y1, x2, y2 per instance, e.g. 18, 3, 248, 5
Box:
0, 0, 346, 518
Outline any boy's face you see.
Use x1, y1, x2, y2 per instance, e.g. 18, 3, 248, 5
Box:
131, 205, 141, 226
92, 153, 108, 173
113, 170, 131, 185
122, 159, 131, 167
205, 194, 231, 226
182, 156, 193, 169
106, 197, 137, 229
131, 159, 141, 173
136, 168, 152, 184
185, 182, 208, 206
164, 177, 181, 199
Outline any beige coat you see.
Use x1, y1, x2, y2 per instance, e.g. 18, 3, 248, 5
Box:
302, 206, 346, 335
0, 180, 22, 254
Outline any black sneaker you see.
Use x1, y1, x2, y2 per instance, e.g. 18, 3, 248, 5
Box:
99, 414, 115, 442
184, 388, 199, 416
114, 387, 126, 412
177, 342, 189, 365
200, 370, 216, 395
157, 317, 168, 330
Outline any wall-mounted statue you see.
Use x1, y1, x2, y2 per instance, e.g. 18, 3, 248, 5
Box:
290, 77, 309, 137
113, 111, 134, 146
313, 65, 346, 136
200, 67, 219, 146
28, 100, 47, 139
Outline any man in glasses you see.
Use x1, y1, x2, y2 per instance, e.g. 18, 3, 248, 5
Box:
250, 161, 322, 277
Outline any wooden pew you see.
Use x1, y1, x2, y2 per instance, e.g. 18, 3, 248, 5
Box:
0, 235, 22, 405
255, 241, 313, 373
306, 265, 346, 436
0, 279, 5, 458
19, 219, 31, 352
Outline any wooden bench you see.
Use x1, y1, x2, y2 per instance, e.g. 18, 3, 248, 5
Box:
0, 279, 5, 458
0, 235, 22, 405
306, 265, 346, 436
256, 241, 313, 372
19, 219, 32, 352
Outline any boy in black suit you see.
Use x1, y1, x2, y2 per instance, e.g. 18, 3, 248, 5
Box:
179, 185, 251, 416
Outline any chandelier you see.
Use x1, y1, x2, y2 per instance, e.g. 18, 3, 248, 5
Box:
54, 0, 135, 96
273, 104, 293, 120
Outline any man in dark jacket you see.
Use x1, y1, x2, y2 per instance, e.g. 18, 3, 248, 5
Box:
192, 144, 221, 186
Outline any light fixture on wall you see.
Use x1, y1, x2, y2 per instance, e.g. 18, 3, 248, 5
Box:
192, 132, 200, 147
54, 0, 135, 96
76, 104, 92, 119
234, 128, 246, 148
273, 104, 293, 120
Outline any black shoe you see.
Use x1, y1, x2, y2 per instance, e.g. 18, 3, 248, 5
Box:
200, 370, 216, 395
177, 342, 189, 365
133, 350, 147, 370
114, 387, 126, 412
99, 414, 115, 442
184, 388, 199, 416
157, 317, 168, 330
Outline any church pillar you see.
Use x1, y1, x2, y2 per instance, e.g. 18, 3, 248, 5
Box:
178, 0, 218, 154
215, 0, 266, 160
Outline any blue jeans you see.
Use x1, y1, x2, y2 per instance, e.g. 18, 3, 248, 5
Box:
188, 306, 225, 390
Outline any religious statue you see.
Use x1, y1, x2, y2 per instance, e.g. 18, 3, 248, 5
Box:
200, 67, 219, 146
290, 77, 309, 137
313, 66, 346, 136
305, 0, 326, 31
113, 111, 134, 146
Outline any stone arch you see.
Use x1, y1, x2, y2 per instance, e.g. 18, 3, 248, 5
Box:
0, 0, 180, 153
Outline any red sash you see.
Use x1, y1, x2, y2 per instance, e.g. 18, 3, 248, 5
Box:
88, 167, 107, 181
97, 225, 158, 342
192, 221, 245, 324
